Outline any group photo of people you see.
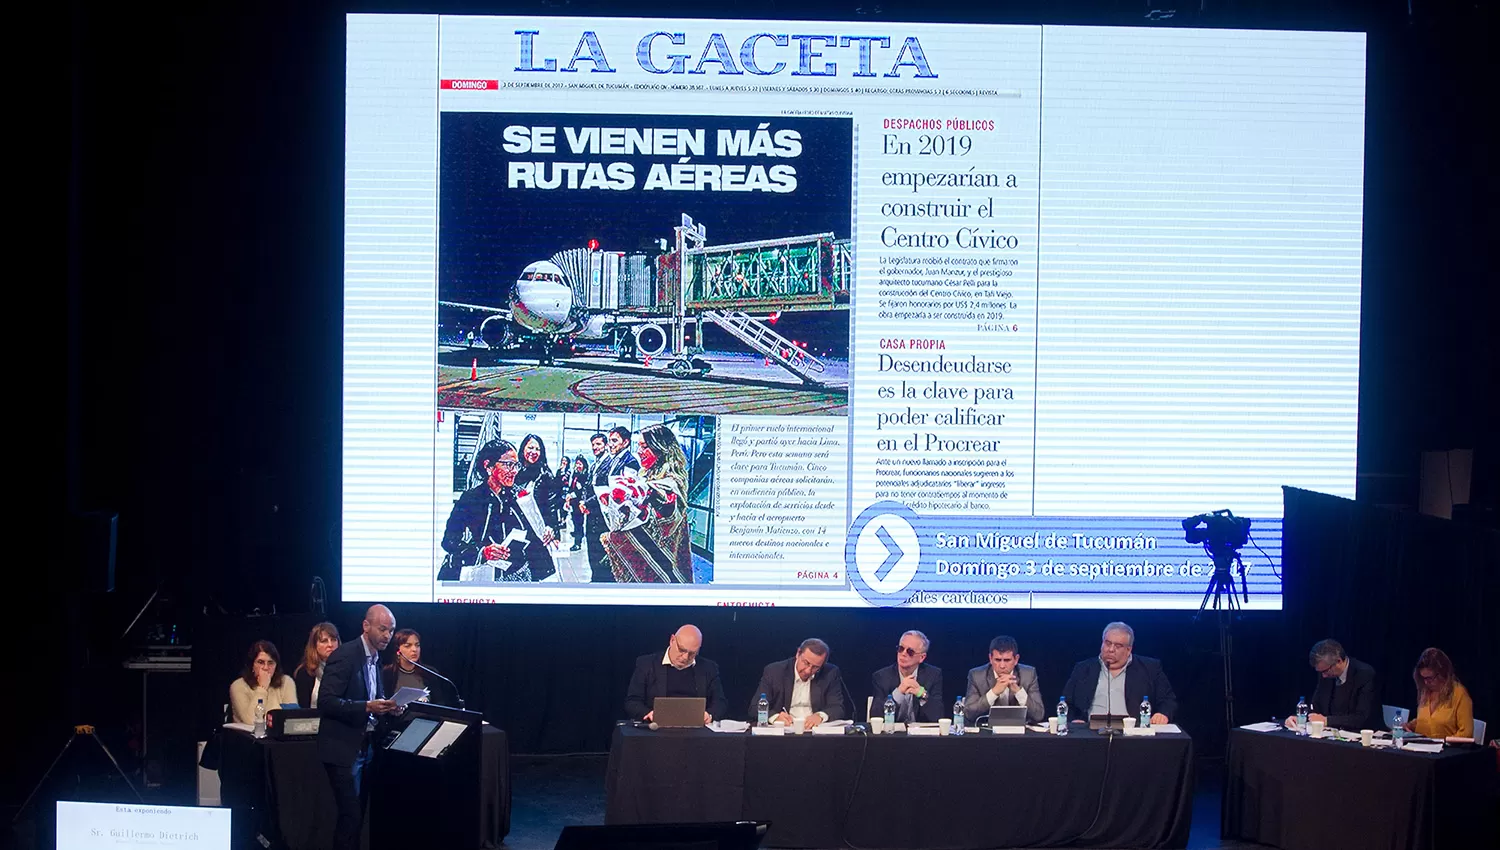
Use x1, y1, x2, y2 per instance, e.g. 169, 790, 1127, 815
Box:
436, 411, 716, 585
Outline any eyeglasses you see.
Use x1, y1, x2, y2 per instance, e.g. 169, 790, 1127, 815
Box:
1314, 662, 1337, 675
492, 460, 520, 470
897, 645, 924, 656
1102, 639, 1131, 651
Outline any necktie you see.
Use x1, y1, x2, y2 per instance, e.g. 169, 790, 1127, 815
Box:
367, 653, 381, 700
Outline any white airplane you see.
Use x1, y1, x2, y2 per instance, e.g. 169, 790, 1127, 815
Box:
443, 259, 662, 366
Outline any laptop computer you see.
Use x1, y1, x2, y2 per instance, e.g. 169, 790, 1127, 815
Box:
988, 705, 1027, 727
1381, 705, 1410, 730
653, 697, 707, 728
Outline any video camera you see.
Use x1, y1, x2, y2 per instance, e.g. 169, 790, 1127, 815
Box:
1181, 509, 1250, 553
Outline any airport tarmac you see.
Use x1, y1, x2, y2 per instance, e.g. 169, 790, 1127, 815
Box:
437, 346, 849, 415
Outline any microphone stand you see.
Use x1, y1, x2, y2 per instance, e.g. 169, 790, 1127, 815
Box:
403, 658, 466, 710
1098, 661, 1121, 737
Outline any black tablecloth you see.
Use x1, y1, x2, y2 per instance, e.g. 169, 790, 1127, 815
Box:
1223, 729, 1499, 850
218, 725, 511, 849
607, 726, 1195, 849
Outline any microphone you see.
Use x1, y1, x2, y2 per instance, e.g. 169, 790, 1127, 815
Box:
403, 658, 466, 710
1099, 658, 1120, 737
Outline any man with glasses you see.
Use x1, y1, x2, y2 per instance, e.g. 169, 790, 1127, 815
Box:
750, 638, 851, 731
1283, 639, 1379, 731
871, 630, 944, 722
864, 629, 942, 722
624, 624, 726, 725
963, 635, 1045, 724
1059, 622, 1177, 725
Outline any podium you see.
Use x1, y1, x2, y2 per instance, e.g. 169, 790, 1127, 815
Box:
369, 702, 487, 850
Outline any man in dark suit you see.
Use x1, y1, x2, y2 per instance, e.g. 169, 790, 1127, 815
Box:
963, 635, 1046, 724
1059, 622, 1178, 725
749, 638, 851, 730
870, 630, 944, 722
581, 433, 611, 582
624, 624, 728, 724
1285, 639, 1379, 730
318, 604, 400, 850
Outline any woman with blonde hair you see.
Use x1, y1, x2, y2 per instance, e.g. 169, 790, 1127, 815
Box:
293, 622, 340, 708
1407, 647, 1473, 739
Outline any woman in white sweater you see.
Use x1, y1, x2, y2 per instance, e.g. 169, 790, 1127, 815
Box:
229, 640, 297, 725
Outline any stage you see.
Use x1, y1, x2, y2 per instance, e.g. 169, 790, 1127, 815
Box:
494, 753, 1259, 850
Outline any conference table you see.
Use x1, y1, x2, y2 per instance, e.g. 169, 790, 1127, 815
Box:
606, 724, 1196, 849
217, 725, 511, 849
1223, 728, 1499, 850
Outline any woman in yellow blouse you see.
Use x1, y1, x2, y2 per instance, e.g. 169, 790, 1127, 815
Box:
1407, 647, 1473, 739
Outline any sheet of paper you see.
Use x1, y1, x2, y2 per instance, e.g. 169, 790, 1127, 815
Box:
1402, 743, 1443, 754
1154, 724, 1184, 735
417, 720, 468, 758
391, 686, 429, 708
710, 720, 750, 734
1240, 721, 1283, 732
750, 725, 785, 736
222, 723, 254, 733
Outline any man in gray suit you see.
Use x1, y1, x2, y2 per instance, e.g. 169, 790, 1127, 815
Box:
963, 635, 1045, 724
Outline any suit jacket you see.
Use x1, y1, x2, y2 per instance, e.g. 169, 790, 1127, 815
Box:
749, 658, 851, 722
623, 652, 728, 722
317, 638, 384, 766
1059, 654, 1178, 722
1311, 657, 1380, 730
963, 663, 1046, 724
870, 663, 945, 723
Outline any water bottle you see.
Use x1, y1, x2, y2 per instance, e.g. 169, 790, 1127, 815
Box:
1295, 697, 1309, 735
952, 696, 966, 736
883, 695, 897, 728
253, 699, 267, 739
757, 693, 769, 727
1139, 697, 1152, 729
1056, 697, 1069, 736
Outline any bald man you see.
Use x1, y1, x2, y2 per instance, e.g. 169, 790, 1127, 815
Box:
624, 625, 728, 724
318, 604, 400, 850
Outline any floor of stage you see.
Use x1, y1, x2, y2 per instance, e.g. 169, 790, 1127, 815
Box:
504, 754, 1261, 850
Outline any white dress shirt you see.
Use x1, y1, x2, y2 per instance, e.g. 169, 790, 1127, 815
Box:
310, 663, 324, 707
789, 673, 828, 722
1090, 656, 1132, 718
662, 649, 695, 670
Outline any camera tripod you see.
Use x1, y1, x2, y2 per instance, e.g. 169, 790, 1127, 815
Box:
1195, 547, 1249, 732
12, 725, 142, 826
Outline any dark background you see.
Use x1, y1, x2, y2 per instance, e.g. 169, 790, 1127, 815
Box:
44, 0, 1495, 820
